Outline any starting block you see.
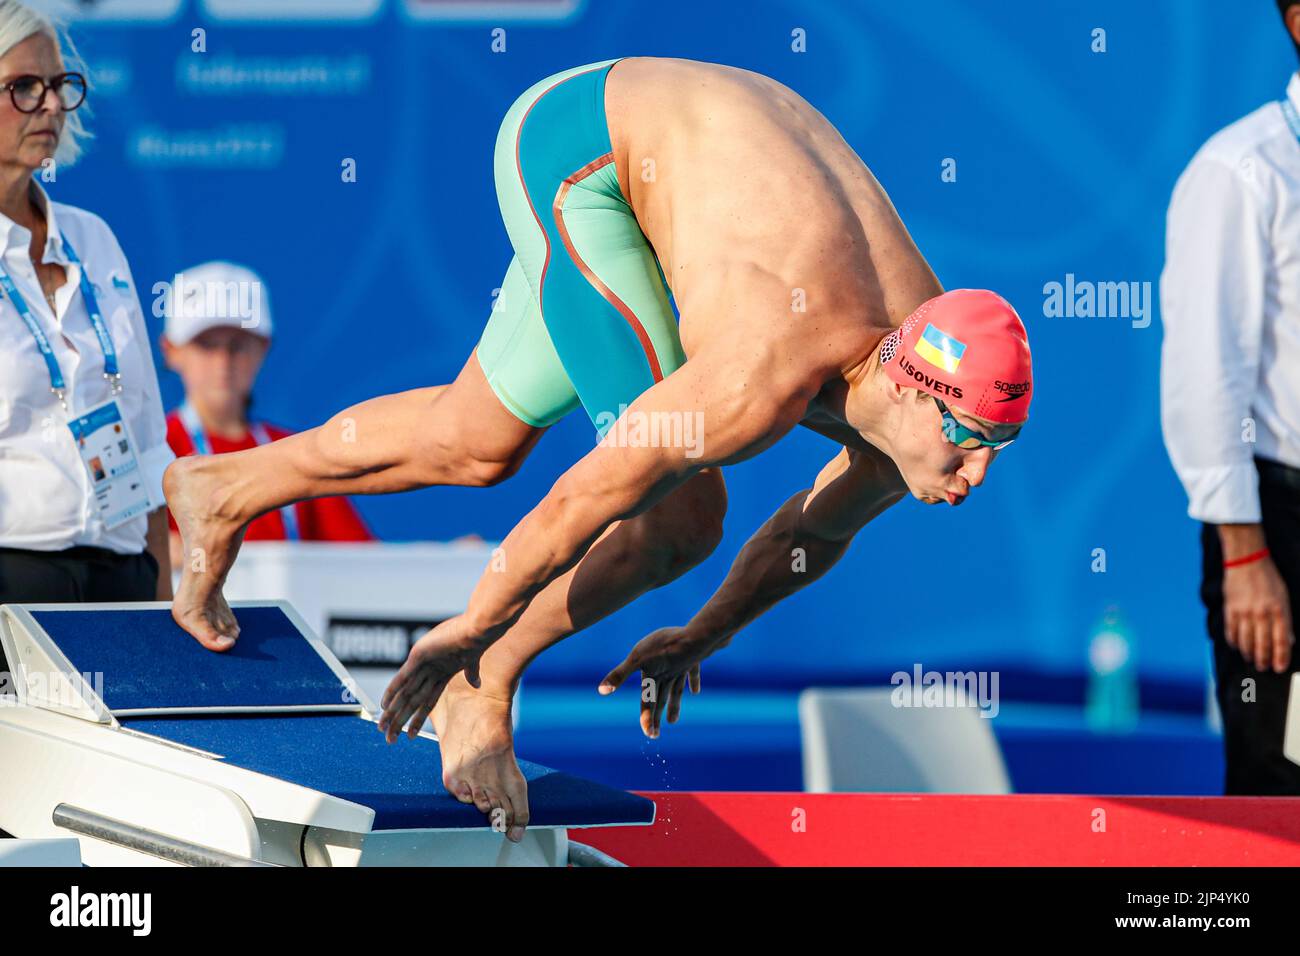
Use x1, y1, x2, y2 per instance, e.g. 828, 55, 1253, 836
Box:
0, 601, 653, 866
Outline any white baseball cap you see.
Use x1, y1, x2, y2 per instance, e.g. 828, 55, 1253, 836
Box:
163, 260, 274, 344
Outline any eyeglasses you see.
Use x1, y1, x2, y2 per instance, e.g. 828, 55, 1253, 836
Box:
0, 72, 86, 114
935, 398, 1020, 450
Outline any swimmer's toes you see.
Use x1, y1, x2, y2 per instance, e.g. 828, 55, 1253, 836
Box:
444, 772, 474, 803
173, 605, 234, 652
504, 781, 529, 839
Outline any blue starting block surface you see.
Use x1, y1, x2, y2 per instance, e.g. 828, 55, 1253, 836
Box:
19, 603, 656, 831
31, 606, 352, 712
121, 713, 654, 830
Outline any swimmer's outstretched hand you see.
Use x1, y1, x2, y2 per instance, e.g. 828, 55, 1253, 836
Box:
378, 614, 488, 743
598, 626, 725, 739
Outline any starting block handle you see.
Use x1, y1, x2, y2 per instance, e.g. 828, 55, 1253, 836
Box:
52, 804, 277, 868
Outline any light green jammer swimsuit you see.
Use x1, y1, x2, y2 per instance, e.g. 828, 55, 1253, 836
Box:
477, 58, 686, 437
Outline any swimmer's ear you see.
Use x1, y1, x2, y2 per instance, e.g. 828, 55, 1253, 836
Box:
884, 380, 926, 407
882, 378, 907, 406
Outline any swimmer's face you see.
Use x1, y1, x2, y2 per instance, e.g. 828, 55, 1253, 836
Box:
0, 33, 67, 171
891, 390, 1010, 507
161, 326, 269, 417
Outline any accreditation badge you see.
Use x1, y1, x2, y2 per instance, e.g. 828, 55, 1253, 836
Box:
67, 399, 153, 530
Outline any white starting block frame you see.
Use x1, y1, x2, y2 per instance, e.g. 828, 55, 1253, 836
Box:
0, 601, 642, 867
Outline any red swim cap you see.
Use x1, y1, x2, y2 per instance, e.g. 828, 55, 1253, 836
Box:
879, 289, 1033, 424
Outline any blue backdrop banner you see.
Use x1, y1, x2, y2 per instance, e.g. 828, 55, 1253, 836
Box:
32, 0, 1293, 689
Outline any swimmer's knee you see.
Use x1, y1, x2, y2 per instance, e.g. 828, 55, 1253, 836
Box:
652, 474, 728, 572
683, 468, 728, 548
413, 418, 535, 487
676, 504, 725, 566
653, 515, 723, 578
459, 446, 530, 487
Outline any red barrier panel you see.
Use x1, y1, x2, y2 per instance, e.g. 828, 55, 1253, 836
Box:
572, 793, 1300, 866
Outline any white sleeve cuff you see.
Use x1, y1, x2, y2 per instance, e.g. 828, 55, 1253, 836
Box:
139, 442, 177, 512
1181, 463, 1262, 524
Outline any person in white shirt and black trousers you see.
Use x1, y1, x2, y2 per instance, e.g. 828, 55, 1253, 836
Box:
0, 2, 173, 603
1160, 1, 1300, 794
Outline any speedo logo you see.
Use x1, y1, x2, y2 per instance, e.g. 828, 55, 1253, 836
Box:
899, 355, 963, 399
993, 380, 1030, 402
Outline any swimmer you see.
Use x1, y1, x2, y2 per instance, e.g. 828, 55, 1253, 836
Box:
165, 57, 1033, 842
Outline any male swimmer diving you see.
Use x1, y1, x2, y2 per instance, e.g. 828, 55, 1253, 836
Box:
166, 57, 1033, 841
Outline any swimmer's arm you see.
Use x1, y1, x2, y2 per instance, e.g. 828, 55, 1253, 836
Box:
685, 445, 906, 647
459, 346, 812, 646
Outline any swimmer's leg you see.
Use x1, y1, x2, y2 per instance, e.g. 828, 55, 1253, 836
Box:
431, 467, 727, 838
430, 57, 701, 837
168, 260, 577, 650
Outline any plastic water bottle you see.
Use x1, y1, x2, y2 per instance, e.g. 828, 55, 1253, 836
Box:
1086, 605, 1138, 731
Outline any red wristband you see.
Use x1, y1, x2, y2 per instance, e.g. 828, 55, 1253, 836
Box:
1224, 547, 1270, 569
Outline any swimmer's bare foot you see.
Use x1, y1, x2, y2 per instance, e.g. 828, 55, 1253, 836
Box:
432, 672, 529, 842
163, 455, 248, 652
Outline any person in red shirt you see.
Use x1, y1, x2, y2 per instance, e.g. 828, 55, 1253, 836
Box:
159, 261, 370, 569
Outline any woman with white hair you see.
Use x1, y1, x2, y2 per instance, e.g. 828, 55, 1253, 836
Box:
0, 1, 174, 602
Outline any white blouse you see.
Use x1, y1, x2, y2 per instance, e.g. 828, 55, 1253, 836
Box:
0, 181, 173, 554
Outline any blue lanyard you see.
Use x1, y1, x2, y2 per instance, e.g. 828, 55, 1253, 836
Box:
177, 401, 213, 456
177, 402, 300, 541
0, 232, 119, 412
1282, 94, 1300, 143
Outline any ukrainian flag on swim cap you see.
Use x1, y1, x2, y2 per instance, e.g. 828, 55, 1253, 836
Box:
881, 289, 1034, 425
914, 323, 966, 373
